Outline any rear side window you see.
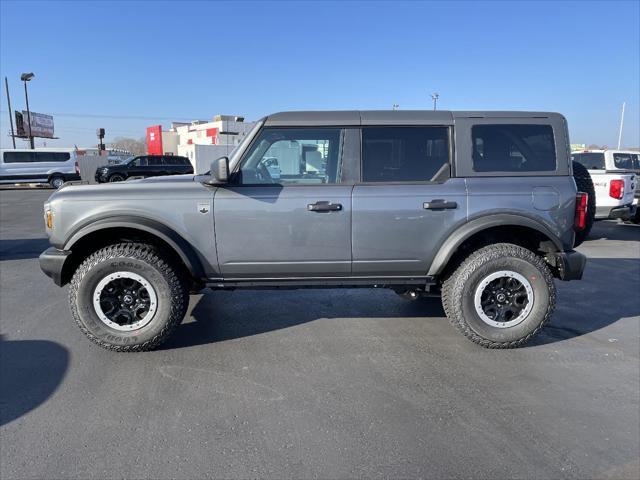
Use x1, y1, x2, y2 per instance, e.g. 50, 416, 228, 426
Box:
147, 157, 162, 166
165, 156, 188, 165
472, 125, 556, 172
3, 151, 70, 163
361, 127, 449, 182
571, 152, 605, 170
34, 152, 70, 162
613, 153, 639, 170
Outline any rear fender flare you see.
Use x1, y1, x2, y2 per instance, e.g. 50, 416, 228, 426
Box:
427, 214, 564, 276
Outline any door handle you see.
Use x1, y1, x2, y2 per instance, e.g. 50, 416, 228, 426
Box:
423, 199, 458, 210
308, 201, 343, 212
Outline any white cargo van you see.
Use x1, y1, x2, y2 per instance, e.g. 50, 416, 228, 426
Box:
0, 148, 80, 188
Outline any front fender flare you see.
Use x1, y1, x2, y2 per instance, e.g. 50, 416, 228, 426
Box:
64, 215, 205, 279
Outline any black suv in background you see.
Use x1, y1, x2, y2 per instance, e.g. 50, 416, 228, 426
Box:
95, 155, 193, 183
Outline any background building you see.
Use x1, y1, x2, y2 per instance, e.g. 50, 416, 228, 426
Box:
146, 115, 256, 173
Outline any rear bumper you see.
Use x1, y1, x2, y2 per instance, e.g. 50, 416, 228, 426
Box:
546, 250, 587, 281
596, 204, 636, 220
39, 247, 71, 286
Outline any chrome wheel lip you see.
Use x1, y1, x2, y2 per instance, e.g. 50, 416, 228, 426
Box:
474, 270, 534, 328
93, 271, 157, 331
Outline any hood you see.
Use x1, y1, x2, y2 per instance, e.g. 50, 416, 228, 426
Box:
49, 174, 197, 200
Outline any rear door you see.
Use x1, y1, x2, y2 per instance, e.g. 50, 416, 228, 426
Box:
214, 127, 353, 278
146, 156, 164, 176
351, 126, 467, 276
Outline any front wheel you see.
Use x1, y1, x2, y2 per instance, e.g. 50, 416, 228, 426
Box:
442, 243, 556, 348
69, 243, 189, 351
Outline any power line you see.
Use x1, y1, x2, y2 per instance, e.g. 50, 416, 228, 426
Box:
0, 110, 198, 121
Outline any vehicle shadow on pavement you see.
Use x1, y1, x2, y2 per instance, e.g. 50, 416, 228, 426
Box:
532, 257, 640, 346
587, 221, 640, 242
0, 336, 69, 426
161, 291, 445, 350
0, 238, 50, 261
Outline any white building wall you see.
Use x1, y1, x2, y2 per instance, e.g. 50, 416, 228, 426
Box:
178, 143, 236, 174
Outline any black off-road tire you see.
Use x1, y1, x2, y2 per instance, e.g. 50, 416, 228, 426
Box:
441, 243, 556, 348
69, 243, 188, 352
572, 161, 596, 246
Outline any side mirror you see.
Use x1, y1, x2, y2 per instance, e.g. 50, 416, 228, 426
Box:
206, 157, 229, 184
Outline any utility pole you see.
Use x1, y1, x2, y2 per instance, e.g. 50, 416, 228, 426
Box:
431, 92, 439, 111
4, 77, 16, 148
617, 101, 625, 149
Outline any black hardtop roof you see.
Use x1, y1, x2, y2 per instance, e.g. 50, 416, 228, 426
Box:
263, 110, 563, 127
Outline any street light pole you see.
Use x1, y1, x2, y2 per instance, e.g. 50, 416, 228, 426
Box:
431, 93, 439, 111
21, 72, 35, 149
4, 77, 16, 148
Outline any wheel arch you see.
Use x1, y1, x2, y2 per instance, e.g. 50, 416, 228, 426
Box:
428, 214, 565, 277
61, 216, 205, 285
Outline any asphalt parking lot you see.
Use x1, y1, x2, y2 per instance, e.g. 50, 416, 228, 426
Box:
1, 188, 639, 479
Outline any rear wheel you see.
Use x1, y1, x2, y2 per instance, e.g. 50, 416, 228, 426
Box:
49, 175, 65, 189
572, 161, 596, 246
442, 243, 556, 348
108, 173, 125, 182
69, 243, 188, 351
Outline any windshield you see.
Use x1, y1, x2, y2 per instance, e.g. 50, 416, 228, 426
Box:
228, 120, 264, 170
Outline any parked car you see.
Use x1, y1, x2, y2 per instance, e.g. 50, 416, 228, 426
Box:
571, 150, 637, 222
0, 148, 80, 188
94, 155, 193, 183
40, 110, 588, 351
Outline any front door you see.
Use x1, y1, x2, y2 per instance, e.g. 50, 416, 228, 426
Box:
214, 127, 352, 278
351, 126, 467, 276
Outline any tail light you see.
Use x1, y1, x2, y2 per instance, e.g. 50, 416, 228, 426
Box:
574, 192, 588, 230
75, 160, 80, 175
609, 179, 624, 199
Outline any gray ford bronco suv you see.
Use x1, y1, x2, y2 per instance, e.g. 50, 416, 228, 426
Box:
40, 111, 587, 351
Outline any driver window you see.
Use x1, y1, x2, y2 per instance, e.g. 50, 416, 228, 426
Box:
130, 157, 147, 167
237, 128, 343, 185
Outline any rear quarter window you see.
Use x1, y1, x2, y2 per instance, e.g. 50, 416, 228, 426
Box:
472, 124, 556, 172
612, 153, 638, 170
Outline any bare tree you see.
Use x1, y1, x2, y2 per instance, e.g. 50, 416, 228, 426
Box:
110, 137, 147, 156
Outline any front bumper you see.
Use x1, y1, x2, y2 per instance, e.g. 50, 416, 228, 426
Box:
39, 247, 71, 286
546, 250, 587, 281
95, 171, 109, 183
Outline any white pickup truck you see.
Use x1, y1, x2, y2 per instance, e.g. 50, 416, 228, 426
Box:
571, 150, 638, 222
